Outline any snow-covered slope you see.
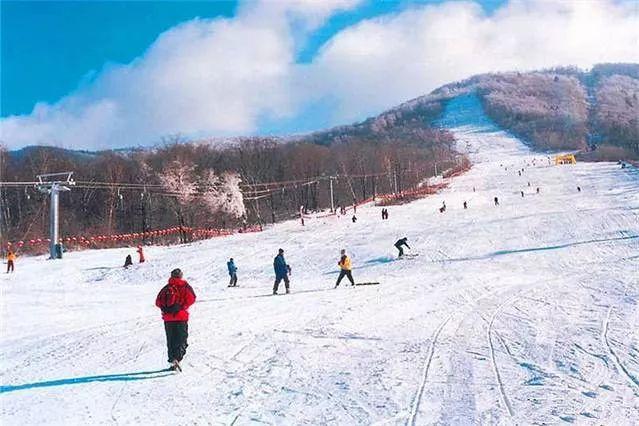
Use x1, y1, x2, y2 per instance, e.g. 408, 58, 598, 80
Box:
2, 94, 638, 425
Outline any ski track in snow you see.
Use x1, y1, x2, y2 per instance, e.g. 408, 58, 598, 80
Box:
2, 94, 639, 425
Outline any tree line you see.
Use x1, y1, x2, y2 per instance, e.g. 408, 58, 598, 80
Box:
1, 125, 460, 250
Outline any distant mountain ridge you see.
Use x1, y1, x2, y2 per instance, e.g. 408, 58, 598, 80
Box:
377, 63, 638, 159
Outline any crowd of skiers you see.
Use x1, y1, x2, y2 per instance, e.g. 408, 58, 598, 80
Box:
154, 244, 367, 370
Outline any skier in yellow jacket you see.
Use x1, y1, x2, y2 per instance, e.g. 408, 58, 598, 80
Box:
6, 251, 16, 273
335, 249, 355, 287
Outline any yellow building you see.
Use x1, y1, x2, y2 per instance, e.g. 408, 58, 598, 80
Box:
555, 154, 576, 165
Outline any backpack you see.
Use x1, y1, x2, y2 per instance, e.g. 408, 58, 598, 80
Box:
157, 284, 182, 315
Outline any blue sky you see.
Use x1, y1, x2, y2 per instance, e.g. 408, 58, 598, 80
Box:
1, 0, 637, 149
1, 0, 506, 118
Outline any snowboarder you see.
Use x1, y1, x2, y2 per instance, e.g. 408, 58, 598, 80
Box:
227, 258, 238, 287
124, 254, 133, 268
335, 249, 355, 287
6, 250, 16, 273
352, 215, 357, 223
155, 268, 196, 371
439, 201, 446, 213
577, 186, 581, 192
394, 237, 410, 258
521, 191, 524, 198
494, 196, 499, 206
273, 248, 291, 295
463, 201, 468, 209
137, 245, 145, 263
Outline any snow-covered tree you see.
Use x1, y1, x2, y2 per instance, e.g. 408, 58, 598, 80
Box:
159, 160, 197, 205
200, 171, 245, 219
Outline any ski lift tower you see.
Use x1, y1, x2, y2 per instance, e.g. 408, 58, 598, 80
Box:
36, 172, 75, 259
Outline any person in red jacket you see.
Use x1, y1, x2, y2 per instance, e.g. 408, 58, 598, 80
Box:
136, 245, 145, 263
155, 268, 196, 371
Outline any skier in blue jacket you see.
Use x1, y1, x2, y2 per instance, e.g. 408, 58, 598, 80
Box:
273, 248, 291, 295
227, 258, 238, 287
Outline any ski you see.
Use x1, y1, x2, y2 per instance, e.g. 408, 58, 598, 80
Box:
355, 282, 380, 286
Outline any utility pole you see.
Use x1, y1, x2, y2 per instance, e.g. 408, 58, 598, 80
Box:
329, 177, 335, 213
36, 172, 75, 259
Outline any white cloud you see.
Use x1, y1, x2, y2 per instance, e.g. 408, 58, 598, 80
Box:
1, 0, 637, 149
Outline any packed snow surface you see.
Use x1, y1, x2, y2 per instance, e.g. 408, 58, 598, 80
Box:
2, 95, 638, 425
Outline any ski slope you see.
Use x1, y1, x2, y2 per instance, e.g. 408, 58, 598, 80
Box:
2, 94, 638, 425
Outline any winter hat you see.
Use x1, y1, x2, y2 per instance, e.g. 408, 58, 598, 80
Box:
171, 268, 183, 278
278, 248, 284, 254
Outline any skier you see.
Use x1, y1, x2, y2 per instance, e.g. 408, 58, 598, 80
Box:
137, 245, 145, 263
124, 254, 133, 268
494, 196, 499, 206
577, 186, 581, 192
273, 248, 291, 295
394, 237, 410, 258
335, 249, 355, 287
155, 268, 197, 371
227, 258, 238, 287
352, 215, 357, 223
536, 187, 540, 194
6, 250, 16, 273
463, 201, 468, 209
473, 187, 476, 192
521, 191, 524, 198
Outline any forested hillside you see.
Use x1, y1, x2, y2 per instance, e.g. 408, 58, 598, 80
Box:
418, 63, 639, 158
1, 121, 459, 247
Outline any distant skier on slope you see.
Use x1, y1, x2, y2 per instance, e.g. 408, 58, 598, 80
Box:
273, 248, 291, 295
394, 237, 411, 258
494, 196, 500, 206
6, 250, 16, 273
124, 254, 133, 268
155, 268, 197, 372
335, 249, 355, 288
227, 258, 238, 287
463, 201, 468, 209
137, 245, 145, 263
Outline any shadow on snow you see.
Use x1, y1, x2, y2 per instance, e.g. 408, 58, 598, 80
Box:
439, 234, 638, 263
0, 368, 173, 394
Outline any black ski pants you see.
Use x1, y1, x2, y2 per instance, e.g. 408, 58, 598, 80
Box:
335, 269, 355, 286
164, 321, 188, 363
273, 274, 290, 293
